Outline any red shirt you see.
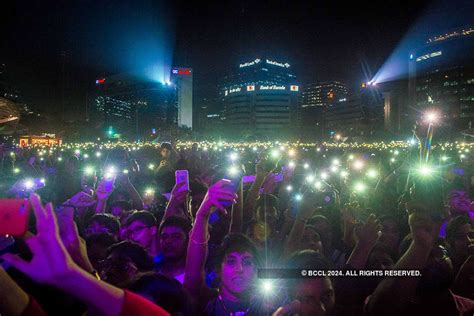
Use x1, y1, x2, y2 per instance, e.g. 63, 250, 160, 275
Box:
121, 290, 170, 316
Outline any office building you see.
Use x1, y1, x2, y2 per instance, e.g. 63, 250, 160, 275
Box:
325, 85, 384, 138
409, 25, 474, 131
221, 58, 299, 138
93, 73, 176, 139
171, 68, 193, 129
301, 81, 348, 108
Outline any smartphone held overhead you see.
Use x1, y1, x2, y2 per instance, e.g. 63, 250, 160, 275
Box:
0, 199, 30, 236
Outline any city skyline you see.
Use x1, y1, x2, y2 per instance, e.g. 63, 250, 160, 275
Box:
1, 0, 474, 126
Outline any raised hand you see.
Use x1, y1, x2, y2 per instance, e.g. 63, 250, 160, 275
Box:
56, 206, 94, 272
67, 191, 96, 209
298, 191, 320, 221
262, 173, 278, 194
197, 179, 238, 218
406, 201, 442, 249
272, 300, 301, 316
169, 181, 189, 206
95, 176, 115, 201
354, 214, 381, 248
2, 193, 80, 287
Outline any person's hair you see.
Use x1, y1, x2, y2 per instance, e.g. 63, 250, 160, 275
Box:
287, 250, 333, 270
446, 215, 472, 243
214, 233, 261, 269
399, 234, 448, 257
128, 272, 193, 315
160, 142, 172, 151
125, 210, 157, 228
159, 216, 192, 235
85, 233, 118, 249
304, 225, 322, 242
106, 241, 154, 271
307, 214, 330, 226
86, 214, 120, 235
378, 215, 400, 227
189, 180, 208, 196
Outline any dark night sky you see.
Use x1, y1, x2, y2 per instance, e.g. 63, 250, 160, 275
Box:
2, 0, 472, 117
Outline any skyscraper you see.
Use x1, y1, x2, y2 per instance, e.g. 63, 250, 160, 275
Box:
409, 25, 474, 131
300, 81, 348, 108
221, 58, 299, 139
93, 73, 176, 139
171, 68, 193, 129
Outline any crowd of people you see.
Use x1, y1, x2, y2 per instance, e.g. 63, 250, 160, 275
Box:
0, 140, 473, 316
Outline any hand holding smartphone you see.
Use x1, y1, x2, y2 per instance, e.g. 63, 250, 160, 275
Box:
0, 199, 30, 236
175, 170, 190, 194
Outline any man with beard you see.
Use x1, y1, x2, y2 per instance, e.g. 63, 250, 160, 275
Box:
157, 216, 192, 284
366, 202, 474, 316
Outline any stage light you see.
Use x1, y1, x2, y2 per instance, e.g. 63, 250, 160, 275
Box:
424, 111, 439, 124
416, 164, 434, 177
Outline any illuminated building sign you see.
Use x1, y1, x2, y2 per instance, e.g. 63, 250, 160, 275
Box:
239, 59, 261, 68
19, 135, 62, 147
172, 69, 192, 75
416, 51, 442, 62
96, 78, 106, 84
224, 85, 298, 95
239, 58, 290, 68
229, 87, 241, 94
266, 59, 290, 68
260, 85, 286, 90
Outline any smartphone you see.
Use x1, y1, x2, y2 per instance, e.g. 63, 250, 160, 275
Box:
102, 175, 116, 192
175, 170, 190, 194
221, 168, 243, 207
0, 199, 30, 236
